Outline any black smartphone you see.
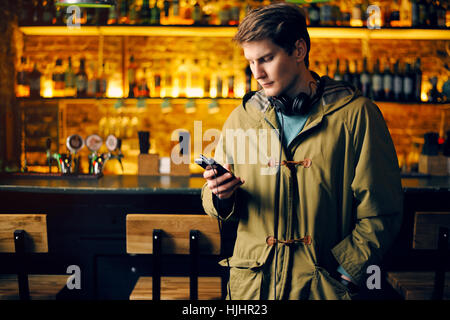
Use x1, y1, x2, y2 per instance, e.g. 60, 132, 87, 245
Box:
194, 154, 230, 177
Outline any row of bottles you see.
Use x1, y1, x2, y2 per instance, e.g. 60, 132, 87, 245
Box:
16, 55, 254, 99
303, 0, 449, 28
19, 0, 450, 28
325, 57, 424, 102
16, 56, 107, 98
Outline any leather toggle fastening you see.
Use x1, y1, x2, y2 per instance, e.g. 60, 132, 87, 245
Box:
267, 158, 312, 169
266, 235, 312, 246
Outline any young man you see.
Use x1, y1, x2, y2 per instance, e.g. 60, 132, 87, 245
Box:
201, 3, 403, 300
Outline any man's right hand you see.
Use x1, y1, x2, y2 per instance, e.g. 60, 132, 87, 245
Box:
203, 164, 245, 200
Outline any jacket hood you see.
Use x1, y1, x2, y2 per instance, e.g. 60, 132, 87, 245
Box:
243, 74, 363, 124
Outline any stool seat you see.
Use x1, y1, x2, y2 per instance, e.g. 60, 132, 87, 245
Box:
0, 275, 68, 300
130, 276, 222, 300
387, 271, 450, 300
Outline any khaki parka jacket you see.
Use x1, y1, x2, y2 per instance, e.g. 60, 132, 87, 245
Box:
201, 76, 403, 300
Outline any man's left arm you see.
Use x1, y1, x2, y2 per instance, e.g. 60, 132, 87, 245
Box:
331, 100, 403, 286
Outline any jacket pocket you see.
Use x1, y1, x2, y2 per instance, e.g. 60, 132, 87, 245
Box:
219, 249, 272, 300
312, 266, 353, 300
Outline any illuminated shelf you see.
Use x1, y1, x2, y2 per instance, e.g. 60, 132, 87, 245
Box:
19, 26, 450, 40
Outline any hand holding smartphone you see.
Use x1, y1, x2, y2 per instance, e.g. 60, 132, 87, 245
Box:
195, 154, 244, 199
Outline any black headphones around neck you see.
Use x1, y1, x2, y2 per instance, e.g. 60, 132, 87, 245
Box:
268, 75, 323, 116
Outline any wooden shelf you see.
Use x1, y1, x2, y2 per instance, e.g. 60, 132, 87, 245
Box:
19, 25, 450, 40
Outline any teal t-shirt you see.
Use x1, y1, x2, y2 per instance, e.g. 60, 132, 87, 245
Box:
275, 111, 309, 148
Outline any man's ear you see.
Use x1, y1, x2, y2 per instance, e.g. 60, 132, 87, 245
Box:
294, 39, 307, 63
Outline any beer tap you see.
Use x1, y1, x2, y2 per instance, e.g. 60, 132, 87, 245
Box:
65, 134, 84, 174
85, 134, 103, 175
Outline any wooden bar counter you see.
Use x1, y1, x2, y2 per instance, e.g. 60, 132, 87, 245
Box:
0, 174, 449, 299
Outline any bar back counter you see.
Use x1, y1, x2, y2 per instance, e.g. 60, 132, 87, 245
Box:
0, 175, 449, 300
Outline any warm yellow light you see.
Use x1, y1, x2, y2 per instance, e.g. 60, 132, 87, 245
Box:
350, 19, 363, 27
42, 80, 53, 98
235, 84, 246, 98
106, 85, 123, 98
421, 91, 428, 102
186, 88, 204, 98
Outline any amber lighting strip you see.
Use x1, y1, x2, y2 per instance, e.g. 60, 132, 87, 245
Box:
19, 26, 450, 40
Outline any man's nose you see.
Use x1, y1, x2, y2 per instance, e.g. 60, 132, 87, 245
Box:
252, 63, 266, 80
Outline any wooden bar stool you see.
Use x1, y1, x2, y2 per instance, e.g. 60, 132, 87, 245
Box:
0, 214, 68, 300
387, 211, 450, 300
126, 214, 223, 300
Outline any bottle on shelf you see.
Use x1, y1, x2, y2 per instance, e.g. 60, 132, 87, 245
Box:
403, 62, 414, 101
343, 59, 352, 84
192, 1, 203, 25
96, 63, 107, 98
107, 3, 118, 24
161, 0, 171, 25
52, 58, 65, 97
340, 0, 352, 27
29, 62, 42, 98
42, 0, 56, 25
360, 57, 372, 98
203, 59, 212, 97
400, 0, 412, 27
128, 55, 138, 98
176, 58, 188, 98
333, 58, 343, 81
64, 57, 76, 97
129, 0, 138, 24
162, 58, 173, 98
141, 0, 152, 25
411, 0, 420, 26
215, 61, 224, 98
418, 0, 428, 26
32, 0, 43, 25
190, 58, 203, 97
151, 59, 162, 98
351, 59, 361, 90
350, 1, 363, 27
371, 58, 383, 100
150, 0, 161, 25
87, 61, 97, 97
383, 60, 394, 101
320, 2, 333, 26
16, 56, 30, 98
136, 68, 150, 97
119, 0, 129, 25
389, 0, 401, 27
308, 3, 320, 27
393, 60, 403, 101
414, 57, 422, 102
76, 58, 88, 97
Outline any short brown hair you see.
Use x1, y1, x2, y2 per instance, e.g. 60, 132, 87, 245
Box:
234, 2, 310, 68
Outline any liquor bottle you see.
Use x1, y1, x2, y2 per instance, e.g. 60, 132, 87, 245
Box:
308, 3, 320, 26
427, 0, 437, 27
389, 0, 401, 27
151, 59, 162, 97
334, 59, 342, 81
414, 58, 422, 101
320, 3, 332, 26
393, 60, 403, 101
371, 59, 383, 100
64, 57, 76, 97
418, 0, 428, 26
360, 57, 371, 98
29, 63, 42, 98
383, 61, 393, 101
436, 0, 446, 27
245, 64, 252, 93
192, 1, 202, 25
87, 61, 97, 97
119, 0, 129, 24
52, 59, 65, 97
150, 0, 161, 25
16, 57, 30, 98
176, 58, 188, 98
171, 0, 180, 24
129, 0, 138, 24
161, 0, 170, 25
96, 63, 107, 98
163, 58, 173, 97
350, 1, 363, 26
128, 56, 137, 98
202, 59, 211, 97
411, 0, 419, 26
42, 0, 56, 25
76, 58, 88, 97
229, 1, 240, 26
19, 0, 33, 25
33, 0, 43, 25
403, 63, 414, 101
352, 59, 361, 90
400, 0, 412, 26
216, 61, 223, 98
136, 68, 150, 97
340, 0, 351, 27
107, 4, 118, 24
343, 59, 352, 84
191, 59, 203, 97
141, 0, 151, 24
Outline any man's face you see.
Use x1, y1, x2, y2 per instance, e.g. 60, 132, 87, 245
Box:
243, 39, 303, 98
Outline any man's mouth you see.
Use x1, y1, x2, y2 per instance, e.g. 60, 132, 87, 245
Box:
261, 82, 274, 88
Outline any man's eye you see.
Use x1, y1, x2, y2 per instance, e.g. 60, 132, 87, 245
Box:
264, 56, 273, 62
